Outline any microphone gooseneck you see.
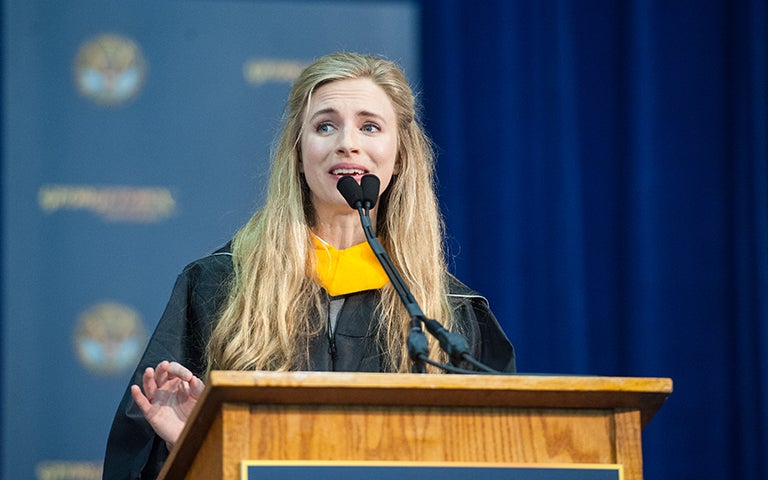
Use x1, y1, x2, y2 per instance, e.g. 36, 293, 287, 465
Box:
336, 175, 429, 373
334, 175, 503, 374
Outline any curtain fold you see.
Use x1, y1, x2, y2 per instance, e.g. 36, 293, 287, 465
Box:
420, 0, 767, 478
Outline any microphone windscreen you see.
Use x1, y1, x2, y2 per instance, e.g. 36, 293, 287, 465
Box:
361, 174, 380, 209
336, 176, 363, 209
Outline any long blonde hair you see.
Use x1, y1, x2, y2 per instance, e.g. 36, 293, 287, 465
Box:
206, 52, 455, 373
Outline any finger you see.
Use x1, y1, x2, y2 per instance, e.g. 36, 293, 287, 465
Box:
188, 375, 206, 398
153, 361, 171, 386
166, 361, 194, 382
142, 367, 157, 398
131, 384, 153, 416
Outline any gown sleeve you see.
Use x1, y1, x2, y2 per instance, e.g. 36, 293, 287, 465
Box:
448, 276, 517, 373
469, 294, 516, 373
102, 250, 233, 480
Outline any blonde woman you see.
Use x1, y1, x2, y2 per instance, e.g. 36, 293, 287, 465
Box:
103, 52, 515, 480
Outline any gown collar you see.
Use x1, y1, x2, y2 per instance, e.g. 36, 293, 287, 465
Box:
312, 234, 388, 296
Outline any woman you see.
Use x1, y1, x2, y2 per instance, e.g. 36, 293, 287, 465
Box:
102, 52, 515, 480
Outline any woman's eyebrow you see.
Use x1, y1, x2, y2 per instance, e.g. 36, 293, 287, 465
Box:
308, 107, 387, 123
308, 107, 338, 121
357, 110, 387, 123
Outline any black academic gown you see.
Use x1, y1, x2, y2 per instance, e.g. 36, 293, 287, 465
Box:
102, 245, 516, 480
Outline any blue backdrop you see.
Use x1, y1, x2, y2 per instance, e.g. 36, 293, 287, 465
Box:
3, 1, 767, 480
420, 1, 767, 479
1, 1, 418, 479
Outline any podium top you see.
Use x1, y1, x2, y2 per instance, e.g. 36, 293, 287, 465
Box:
202, 371, 672, 428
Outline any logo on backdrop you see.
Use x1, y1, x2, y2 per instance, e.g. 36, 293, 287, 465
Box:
74, 302, 148, 375
243, 59, 307, 85
36, 461, 102, 480
73, 33, 147, 106
38, 184, 176, 223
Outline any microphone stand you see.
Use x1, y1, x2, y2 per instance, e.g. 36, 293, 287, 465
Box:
355, 202, 430, 373
337, 175, 504, 374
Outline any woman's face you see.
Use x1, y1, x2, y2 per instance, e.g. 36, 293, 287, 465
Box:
299, 78, 399, 218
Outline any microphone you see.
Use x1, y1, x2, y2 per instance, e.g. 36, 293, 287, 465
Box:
336, 175, 501, 374
360, 174, 379, 209
337, 175, 364, 209
337, 174, 379, 211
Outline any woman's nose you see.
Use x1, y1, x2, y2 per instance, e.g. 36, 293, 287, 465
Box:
336, 128, 360, 155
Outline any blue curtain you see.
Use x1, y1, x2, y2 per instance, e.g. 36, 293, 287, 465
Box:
419, 1, 767, 479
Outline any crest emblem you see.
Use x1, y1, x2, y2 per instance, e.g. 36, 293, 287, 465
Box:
74, 33, 147, 106
74, 302, 147, 375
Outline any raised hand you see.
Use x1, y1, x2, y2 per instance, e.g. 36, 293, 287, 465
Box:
130, 360, 205, 450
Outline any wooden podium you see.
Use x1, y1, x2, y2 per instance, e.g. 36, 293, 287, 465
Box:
158, 371, 672, 480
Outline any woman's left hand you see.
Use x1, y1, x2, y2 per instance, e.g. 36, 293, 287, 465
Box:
130, 360, 205, 451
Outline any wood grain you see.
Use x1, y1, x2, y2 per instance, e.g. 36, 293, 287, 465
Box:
246, 405, 616, 464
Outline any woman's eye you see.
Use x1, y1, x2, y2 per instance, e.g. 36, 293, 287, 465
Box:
362, 123, 380, 133
316, 122, 334, 133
